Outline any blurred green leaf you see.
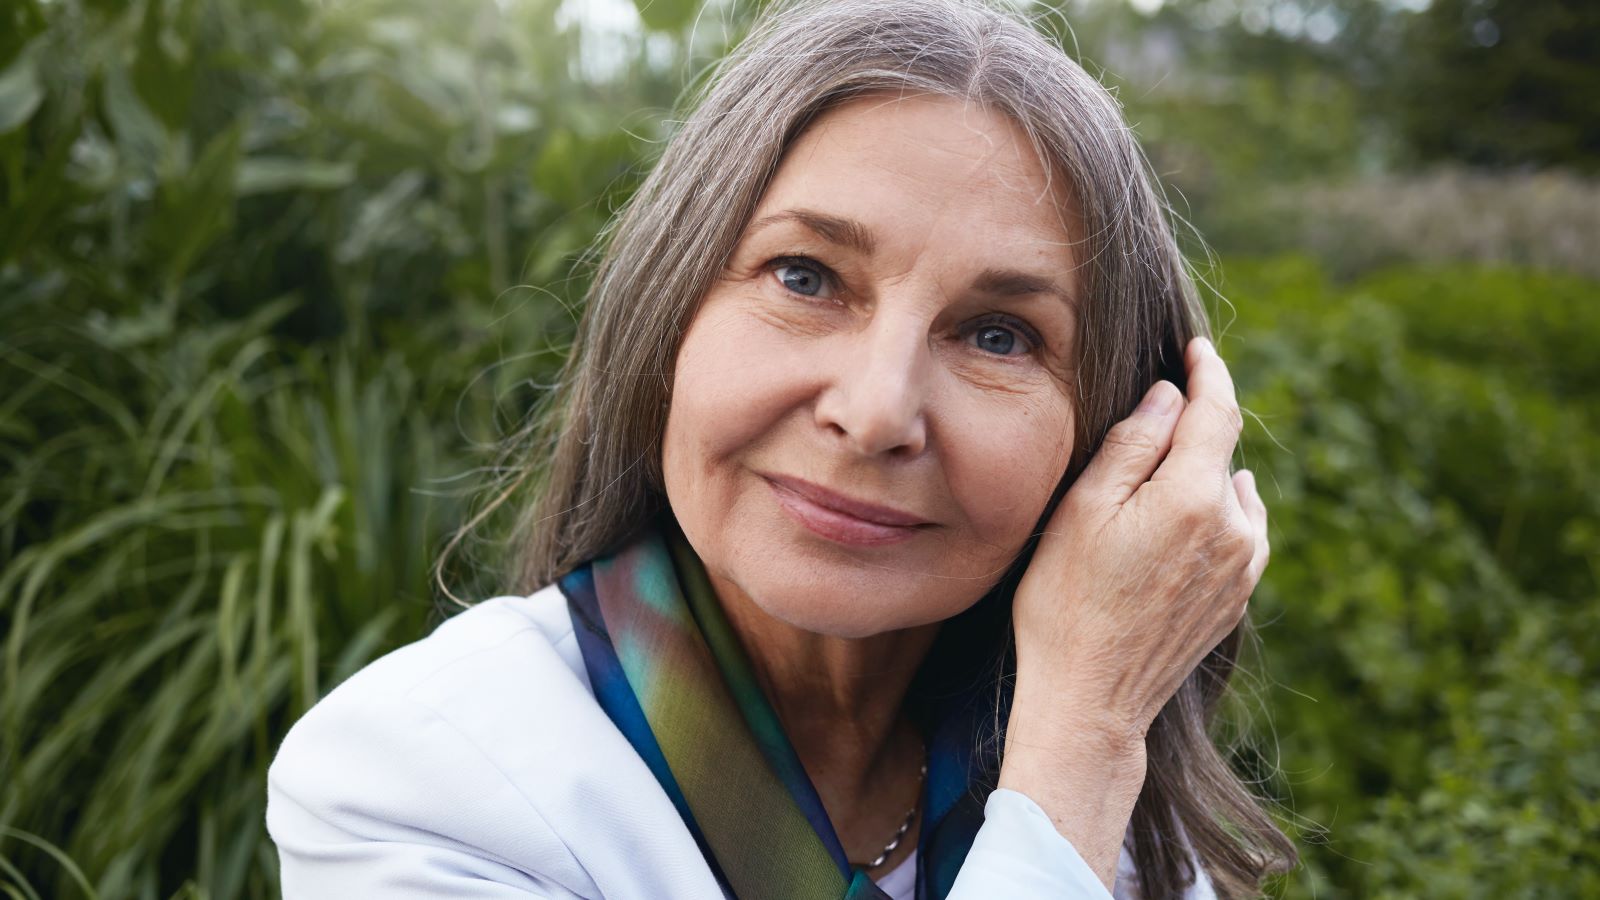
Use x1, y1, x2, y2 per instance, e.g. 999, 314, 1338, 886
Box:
150, 124, 242, 288
101, 61, 168, 170
235, 157, 357, 195
633, 0, 700, 32
0, 41, 45, 134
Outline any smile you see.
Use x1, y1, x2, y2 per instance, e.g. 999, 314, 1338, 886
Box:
761, 474, 928, 547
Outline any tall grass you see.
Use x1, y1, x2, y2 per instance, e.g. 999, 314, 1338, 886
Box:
1, 301, 468, 898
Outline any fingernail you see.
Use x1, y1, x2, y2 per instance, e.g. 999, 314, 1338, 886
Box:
1137, 381, 1178, 415
1198, 336, 1216, 357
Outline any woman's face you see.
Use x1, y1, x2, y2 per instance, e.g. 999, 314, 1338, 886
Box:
662, 92, 1080, 638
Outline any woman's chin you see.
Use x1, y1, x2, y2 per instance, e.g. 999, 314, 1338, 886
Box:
687, 511, 988, 637
726, 564, 958, 638
746, 591, 911, 638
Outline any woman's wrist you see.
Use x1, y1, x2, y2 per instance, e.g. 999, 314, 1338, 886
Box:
997, 667, 1149, 890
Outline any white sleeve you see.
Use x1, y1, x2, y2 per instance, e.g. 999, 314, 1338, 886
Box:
266, 686, 595, 900
943, 787, 1219, 900
945, 787, 1115, 898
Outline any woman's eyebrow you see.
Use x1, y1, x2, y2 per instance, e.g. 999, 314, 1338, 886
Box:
746, 207, 1076, 308
746, 208, 877, 256
972, 268, 1077, 309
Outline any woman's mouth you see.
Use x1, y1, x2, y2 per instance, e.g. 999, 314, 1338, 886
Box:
761, 474, 927, 546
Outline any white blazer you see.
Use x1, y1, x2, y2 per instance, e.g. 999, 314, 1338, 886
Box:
265, 585, 1215, 899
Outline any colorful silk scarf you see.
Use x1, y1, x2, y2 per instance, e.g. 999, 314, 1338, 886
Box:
558, 514, 1007, 900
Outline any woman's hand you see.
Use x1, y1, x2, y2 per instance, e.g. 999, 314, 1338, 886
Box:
994, 336, 1269, 889
1012, 334, 1268, 738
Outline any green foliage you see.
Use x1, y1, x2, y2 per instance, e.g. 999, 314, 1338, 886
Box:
1217, 258, 1600, 897
2, 0, 1596, 897
0, 0, 708, 895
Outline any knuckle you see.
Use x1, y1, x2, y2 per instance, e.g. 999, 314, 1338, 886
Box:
1223, 522, 1254, 563
1218, 402, 1245, 436
1197, 515, 1253, 567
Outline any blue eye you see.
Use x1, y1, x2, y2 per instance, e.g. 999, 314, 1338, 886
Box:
967, 318, 1038, 357
974, 325, 1017, 355
773, 259, 829, 297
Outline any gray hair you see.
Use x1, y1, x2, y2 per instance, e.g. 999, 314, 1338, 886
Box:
446, 0, 1296, 895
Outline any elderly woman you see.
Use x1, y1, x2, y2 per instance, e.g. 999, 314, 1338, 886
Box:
266, 0, 1297, 897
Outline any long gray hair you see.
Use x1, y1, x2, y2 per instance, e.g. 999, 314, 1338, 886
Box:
445, 0, 1297, 895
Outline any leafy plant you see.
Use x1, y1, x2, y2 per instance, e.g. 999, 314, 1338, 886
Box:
1219, 257, 1600, 898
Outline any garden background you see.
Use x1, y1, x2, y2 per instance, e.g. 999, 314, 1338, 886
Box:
2, 0, 1596, 896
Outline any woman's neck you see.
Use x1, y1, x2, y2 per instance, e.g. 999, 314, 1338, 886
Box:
707, 568, 939, 860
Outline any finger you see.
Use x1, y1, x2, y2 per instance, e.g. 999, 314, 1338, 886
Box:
1233, 469, 1270, 584
1068, 379, 1185, 508
1156, 337, 1243, 485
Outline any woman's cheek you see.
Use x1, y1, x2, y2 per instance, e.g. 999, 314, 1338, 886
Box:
953, 403, 1073, 542
673, 311, 811, 457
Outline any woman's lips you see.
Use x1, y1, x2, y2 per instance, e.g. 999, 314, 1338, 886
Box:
762, 475, 926, 546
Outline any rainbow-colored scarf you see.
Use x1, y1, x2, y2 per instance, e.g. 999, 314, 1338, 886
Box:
558, 515, 1004, 899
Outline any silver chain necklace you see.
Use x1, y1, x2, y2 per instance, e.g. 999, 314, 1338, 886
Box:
857, 742, 928, 871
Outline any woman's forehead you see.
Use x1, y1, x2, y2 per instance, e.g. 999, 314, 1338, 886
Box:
748, 92, 1082, 276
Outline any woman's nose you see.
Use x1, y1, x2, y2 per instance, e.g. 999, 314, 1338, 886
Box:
812, 309, 930, 458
